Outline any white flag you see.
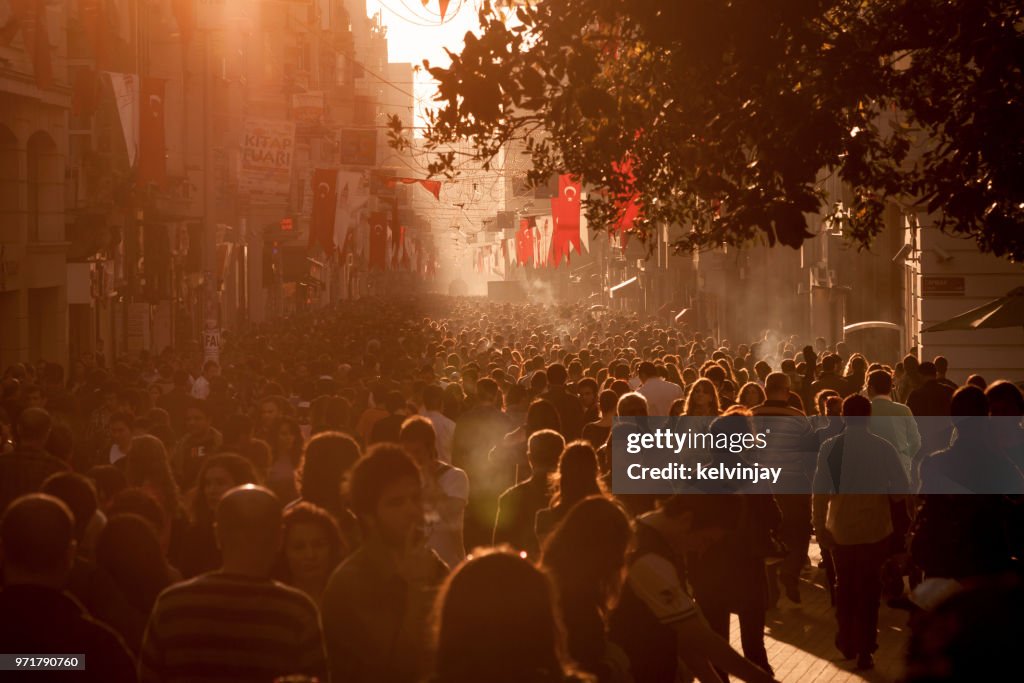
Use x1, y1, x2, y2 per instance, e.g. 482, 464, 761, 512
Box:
107, 72, 139, 167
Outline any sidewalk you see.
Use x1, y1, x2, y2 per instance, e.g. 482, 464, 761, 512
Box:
728, 542, 909, 682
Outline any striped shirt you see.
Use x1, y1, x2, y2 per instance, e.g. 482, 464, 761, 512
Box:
139, 572, 327, 683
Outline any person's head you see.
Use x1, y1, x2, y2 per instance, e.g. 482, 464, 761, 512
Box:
259, 396, 286, 428
215, 485, 283, 576
754, 360, 772, 383
764, 372, 791, 401
985, 381, 1024, 417
309, 395, 350, 435
278, 502, 343, 593
842, 394, 872, 428
541, 496, 632, 610
737, 381, 766, 409
476, 378, 499, 406
919, 361, 938, 380
546, 363, 568, 387
684, 377, 720, 416
423, 384, 445, 412
525, 398, 561, 436
24, 384, 45, 409
576, 377, 598, 408
821, 355, 838, 374
950, 386, 988, 425
637, 361, 658, 382
933, 355, 949, 378
15, 407, 51, 449
202, 360, 221, 379
346, 444, 422, 546
123, 435, 180, 510
194, 453, 257, 523
554, 441, 602, 507
108, 411, 134, 448
616, 391, 648, 417
904, 354, 921, 373
867, 370, 894, 398
273, 416, 303, 464
400, 416, 438, 465
0, 494, 76, 588
40, 472, 98, 544
966, 374, 988, 391
597, 388, 618, 418
526, 429, 564, 474
297, 431, 360, 510
184, 399, 212, 437
95, 513, 171, 612
431, 549, 573, 683
384, 390, 406, 414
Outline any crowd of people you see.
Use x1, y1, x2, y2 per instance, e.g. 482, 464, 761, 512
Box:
0, 295, 1022, 682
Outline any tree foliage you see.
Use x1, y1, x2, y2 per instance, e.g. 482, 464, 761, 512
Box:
391, 0, 1024, 259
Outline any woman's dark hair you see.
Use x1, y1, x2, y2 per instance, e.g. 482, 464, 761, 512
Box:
296, 431, 361, 516
95, 513, 173, 613
276, 502, 345, 583
123, 435, 182, 513
191, 453, 257, 524
526, 399, 561, 436
542, 497, 632, 613
552, 441, 604, 508
431, 549, 578, 683
346, 444, 420, 520
273, 416, 304, 467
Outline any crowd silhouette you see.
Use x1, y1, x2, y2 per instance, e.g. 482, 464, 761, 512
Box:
0, 295, 1022, 682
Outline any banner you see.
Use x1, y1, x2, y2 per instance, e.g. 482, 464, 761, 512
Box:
515, 218, 534, 267
339, 128, 377, 166
292, 91, 325, 124
550, 174, 582, 266
368, 211, 388, 271
108, 72, 139, 167
137, 77, 167, 187
535, 215, 554, 268
309, 168, 338, 252
239, 118, 295, 204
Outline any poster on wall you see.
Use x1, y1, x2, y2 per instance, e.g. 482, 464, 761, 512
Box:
239, 118, 295, 205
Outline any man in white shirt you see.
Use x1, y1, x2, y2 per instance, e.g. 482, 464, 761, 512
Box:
190, 360, 220, 400
399, 416, 468, 570
420, 385, 455, 464
636, 361, 684, 416
866, 370, 921, 476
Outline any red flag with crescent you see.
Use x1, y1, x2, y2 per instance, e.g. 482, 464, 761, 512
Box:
515, 218, 534, 266
550, 174, 582, 267
309, 169, 339, 252
368, 211, 389, 270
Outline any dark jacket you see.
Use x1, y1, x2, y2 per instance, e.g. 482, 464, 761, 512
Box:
0, 447, 69, 514
493, 475, 551, 557
907, 379, 955, 417
0, 584, 137, 682
542, 385, 585, 441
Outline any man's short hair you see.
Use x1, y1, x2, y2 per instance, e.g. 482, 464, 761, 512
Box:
476, 378, 499, 401
347, 444, 421, 519
399, 415, 436, 450
598, 389, 618, 414
637, 361, 657, 379
821, 355, 838, 373
15, 407, 51, 442
546, 363, 568, 386
41, 473, 97, 543
919, 361, 938, 378
842, 394, 872, 417
577, 377, 598, 394
764, 372, 791, 397
867, 370, 893, 396
933, 356, 949, 374
0, 494, 74, 574
527, 429, 565, 471
951, 386, 988, 417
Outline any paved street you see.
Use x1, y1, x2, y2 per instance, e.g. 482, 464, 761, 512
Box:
729, 542, 908, 682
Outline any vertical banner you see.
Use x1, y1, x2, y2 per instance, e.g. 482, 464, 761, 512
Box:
108, 72, 139, 167
137, 77, 167, 187
535, 215, 554, 267
367, 211, 388, 271
309, 168, 338, 252
239, 119, 295, 204
550, 174, 582, 266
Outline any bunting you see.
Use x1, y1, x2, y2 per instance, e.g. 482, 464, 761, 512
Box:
383, 176, 443, 200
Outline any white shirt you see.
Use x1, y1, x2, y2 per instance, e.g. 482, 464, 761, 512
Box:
422, 409, 456, 464
109, 443, 129, 465
191, 376, 211, 399
425, 463, 469, 570
637, 377, 685, 416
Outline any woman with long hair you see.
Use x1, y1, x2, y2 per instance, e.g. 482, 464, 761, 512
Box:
542, 497, 634, 683
843, 354, 868, 396
95, 513, 178, 652
276, 502, 345, 607
267, 416, 304, 502
429, 549, 591, 683
535, 441, 607, 543
292, 431, 362, 552
492, 398, 562, 476
683, 378, 721, 417
123, 435, 187, 563
737, 382, 767, 410
179, 453, 257, 577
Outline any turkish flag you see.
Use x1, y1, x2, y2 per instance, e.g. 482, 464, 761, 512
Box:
368, 212, 389, 271
613, 158, 642, 247
137, 77, 167, 188
515, 218, 534, 266
551, 174, 582, 267
309, 169, 339, 252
